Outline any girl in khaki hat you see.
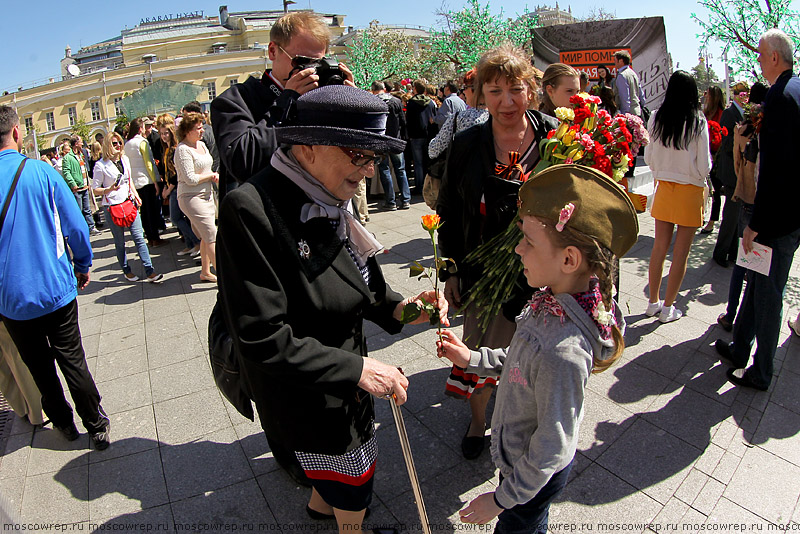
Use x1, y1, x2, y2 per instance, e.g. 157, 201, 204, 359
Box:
437, 164, 638, 533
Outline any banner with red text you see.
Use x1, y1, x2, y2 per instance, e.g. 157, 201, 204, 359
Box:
533, 17, 670, 110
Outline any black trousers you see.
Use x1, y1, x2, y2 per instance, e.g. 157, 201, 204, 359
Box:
496, 461, 573, 534
1, 299, 105, 433
137, 183, 164, 242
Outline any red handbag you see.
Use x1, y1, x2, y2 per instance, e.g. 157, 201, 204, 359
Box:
108, 199, 138, 227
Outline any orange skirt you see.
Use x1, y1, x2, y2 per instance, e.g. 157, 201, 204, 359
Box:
650, 180, 704, 227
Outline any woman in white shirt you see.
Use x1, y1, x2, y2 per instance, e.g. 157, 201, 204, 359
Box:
175, 112, 219, 283
124, 118, 165, 248
644, 71, 712, 323
92, 133, 163, 283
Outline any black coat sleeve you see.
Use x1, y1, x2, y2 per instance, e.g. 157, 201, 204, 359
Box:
210, 81, 299, 183
217, 185, 365, 397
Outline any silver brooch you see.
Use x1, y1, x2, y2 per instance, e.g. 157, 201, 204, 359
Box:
298, 240, 311, 260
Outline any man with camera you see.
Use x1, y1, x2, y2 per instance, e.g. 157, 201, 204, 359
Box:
210, 11, 355, 203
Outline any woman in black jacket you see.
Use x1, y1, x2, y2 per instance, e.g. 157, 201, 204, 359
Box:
217, 86, 447, 532
437, 44, 558, 460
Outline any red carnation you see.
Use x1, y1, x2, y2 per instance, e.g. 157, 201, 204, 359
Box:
547, 129, 555, 140
592, 156, 613, 177
573, 107, 593, 123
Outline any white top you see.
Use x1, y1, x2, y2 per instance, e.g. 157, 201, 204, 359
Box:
92, 156, 134, 206
644, 114, 712, 188
124, 135, 157, 189
175, 141, 214, 197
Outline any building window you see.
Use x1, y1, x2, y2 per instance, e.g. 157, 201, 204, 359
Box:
114, 97, 123, 116
207, 81, 217, 100
45, 112, 55, 131
68, 106, 77, 127
24, 117, 33, 134
90, 101, 101, 121
228, 78, 237, 87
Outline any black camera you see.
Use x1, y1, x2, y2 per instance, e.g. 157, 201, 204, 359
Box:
293, 57, 345, 86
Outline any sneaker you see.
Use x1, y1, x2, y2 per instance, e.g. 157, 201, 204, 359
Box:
189, 247, 201, 258
146, 273, 164, 283
55, 422, 79, 441
90, 228, 102, 236
124, 273, 139, 282
91, 420, 111, 451
789, 318, 800, 337
659, 305, 683, 323
645, 300, 663, 317
380, 202, 398, 211
398, 203, 411, 210
176, 248, 193, 256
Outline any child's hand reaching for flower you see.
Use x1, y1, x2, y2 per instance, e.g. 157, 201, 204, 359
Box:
436, 329, 470, 366
459, 492, 503, 524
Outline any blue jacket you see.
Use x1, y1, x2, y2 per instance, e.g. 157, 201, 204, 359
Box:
0, 149, 93, 320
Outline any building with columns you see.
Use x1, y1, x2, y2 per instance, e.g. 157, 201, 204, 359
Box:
1, 6, 347, 152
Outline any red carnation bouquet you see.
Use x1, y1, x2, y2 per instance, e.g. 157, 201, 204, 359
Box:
536, 93, 649, 182
708, 120, 728, 153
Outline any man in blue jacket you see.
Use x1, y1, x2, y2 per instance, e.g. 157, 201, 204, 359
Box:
716, 29, 800, 391
0, 106, 109, 449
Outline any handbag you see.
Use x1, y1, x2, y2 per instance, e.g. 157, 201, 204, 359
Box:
422, 111, 459, 210
108, 199, 138, 227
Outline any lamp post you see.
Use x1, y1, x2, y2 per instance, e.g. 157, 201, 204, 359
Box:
283, 0, 295, 13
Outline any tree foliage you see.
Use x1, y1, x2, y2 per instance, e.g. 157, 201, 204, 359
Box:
344, 0, 540, 88
581, 7, 617, 21
691, 0, 800, 78
345, 21, 424, 89
71, 114, 91, 142
426, 0, 539, 77
691, 60, 720, 90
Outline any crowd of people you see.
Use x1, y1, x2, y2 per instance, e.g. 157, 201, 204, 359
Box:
0, 7, 798, 532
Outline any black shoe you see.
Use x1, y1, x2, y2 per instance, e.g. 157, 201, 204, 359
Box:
461, 424, 485, 460
398, 203, 411, 210
717, 313, 733, 332
714, 339, 737, 366
713, 257, 730, 268
55, 422, 79, 441
91, 417, 111, 451
379, 202, 397, 211
726, 368, 768, 391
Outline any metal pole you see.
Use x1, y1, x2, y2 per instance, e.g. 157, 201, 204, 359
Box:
723, 48, 731, 104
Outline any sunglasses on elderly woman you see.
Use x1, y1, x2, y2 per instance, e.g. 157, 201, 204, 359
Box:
111, 141, 121, 147
338, 147, 384, 167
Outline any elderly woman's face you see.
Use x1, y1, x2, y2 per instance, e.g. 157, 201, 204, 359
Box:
298, 145, 378, 200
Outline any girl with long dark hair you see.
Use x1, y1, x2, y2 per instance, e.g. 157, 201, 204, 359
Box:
644, 71, 712, 323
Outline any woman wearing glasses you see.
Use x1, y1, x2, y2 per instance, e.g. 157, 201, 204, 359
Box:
92, 133, 163, 283
216, 86, 447, 533
175, 112, 220, 283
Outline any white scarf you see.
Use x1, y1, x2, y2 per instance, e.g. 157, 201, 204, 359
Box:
271, 148, 383, 267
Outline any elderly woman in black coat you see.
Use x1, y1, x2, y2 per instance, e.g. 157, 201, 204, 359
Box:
217, 85, 448, 531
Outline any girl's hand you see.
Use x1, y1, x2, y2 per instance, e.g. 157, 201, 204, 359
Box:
436, 329, 470, 367
395, 290, 450, 326
459, 492, 503, 525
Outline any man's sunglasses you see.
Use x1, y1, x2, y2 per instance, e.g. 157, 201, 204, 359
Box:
339, 147, 384, 167
279, 45, 320, 70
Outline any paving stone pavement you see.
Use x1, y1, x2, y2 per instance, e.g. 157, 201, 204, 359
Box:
2, 193, 800, 533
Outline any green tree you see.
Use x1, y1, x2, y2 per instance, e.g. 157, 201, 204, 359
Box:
424, 0, 540, 78
691, 0, 800, 78
71, 114, 91, 143
691, 60, 720, 90
345, 21, 425, 89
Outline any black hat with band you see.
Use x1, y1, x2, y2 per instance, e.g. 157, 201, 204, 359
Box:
275, 85, 406, 154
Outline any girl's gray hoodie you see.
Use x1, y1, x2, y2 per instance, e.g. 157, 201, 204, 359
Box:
467, 292, 624, 510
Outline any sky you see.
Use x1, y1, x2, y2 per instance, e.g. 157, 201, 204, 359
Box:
1, 0, 742, 93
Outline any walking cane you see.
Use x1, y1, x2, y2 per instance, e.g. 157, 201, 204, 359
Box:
387, 373, 432, 534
